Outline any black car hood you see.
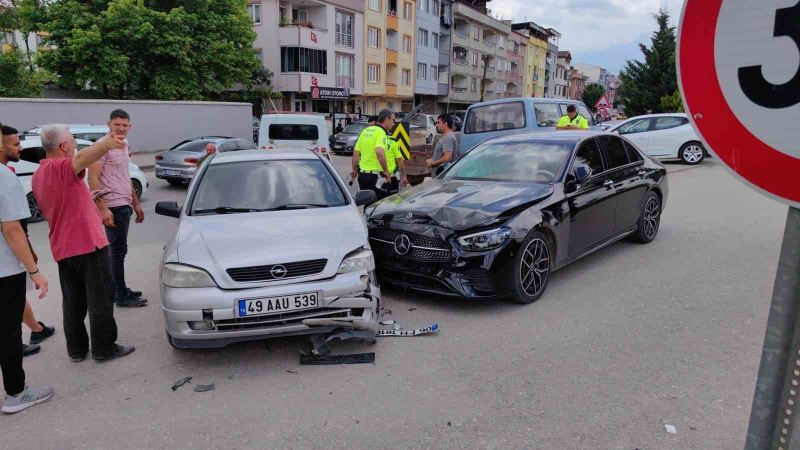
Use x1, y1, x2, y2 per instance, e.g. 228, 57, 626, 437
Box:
368, 179, 554, 231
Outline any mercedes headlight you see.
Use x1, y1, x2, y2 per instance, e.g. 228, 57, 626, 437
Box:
337, 248, 375, 274
457, 228, 512, 251
162, 263, 217, 288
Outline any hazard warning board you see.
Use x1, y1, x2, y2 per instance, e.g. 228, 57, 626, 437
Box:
391, 122, 412, 160
594, 95, 611, 111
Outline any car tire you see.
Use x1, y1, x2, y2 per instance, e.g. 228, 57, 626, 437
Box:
166, 179, 183, 186
679, 141, 705, 165
26, 192, 45, 223
507, 230, 552, 304
132, 179, 143, 199
630, 191, 662, 244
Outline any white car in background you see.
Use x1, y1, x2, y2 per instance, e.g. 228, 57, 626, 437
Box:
608, 113, 708, 164
258, 114, 331, 159
9, 137, 149, 222
26, 124, 110, 143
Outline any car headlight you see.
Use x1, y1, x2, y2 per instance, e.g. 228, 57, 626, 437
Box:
161, 263, 217, 288
457, 228, 512, 251
337, 248, 375, 274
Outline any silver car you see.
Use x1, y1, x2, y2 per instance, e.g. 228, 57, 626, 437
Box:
155, 137, 255, 185
155, 149, 380, 349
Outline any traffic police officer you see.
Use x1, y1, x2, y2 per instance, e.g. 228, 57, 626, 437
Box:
557, 104, 590, 130
385, 135, 409, 195
351, 109, 395, 198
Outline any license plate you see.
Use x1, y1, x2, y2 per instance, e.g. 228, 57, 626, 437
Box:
162, 169, 181, 176
237, 292, 319, 317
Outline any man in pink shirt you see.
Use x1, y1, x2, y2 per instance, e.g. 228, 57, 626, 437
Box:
32, 124, 135, 363
88, 110, 146, 308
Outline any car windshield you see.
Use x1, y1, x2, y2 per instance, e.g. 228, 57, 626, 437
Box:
171, 140, 215, 153
269, 124, 319, 141
343, 123, 368, 134
191, 160, 348, 215
443, 140, 572, 183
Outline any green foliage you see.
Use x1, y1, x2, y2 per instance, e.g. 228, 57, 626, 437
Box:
618, 8, 678, 116
39, 0, 260, 100
582, 83, 605, 111
0, 45, 50, 97
659, 90, 684, 112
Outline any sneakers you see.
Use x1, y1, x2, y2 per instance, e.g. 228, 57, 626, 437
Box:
116, 294, 147, 308
2, 386, 54, 414
29, 322, 56, 345
92, 344, 135, 363
127, 288, 143, 298
22, 343, 41, 357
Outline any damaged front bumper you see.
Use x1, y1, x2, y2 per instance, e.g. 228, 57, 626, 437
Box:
161, 270, 380, 349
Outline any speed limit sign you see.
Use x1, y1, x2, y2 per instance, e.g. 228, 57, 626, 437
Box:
678, 0, 800, 207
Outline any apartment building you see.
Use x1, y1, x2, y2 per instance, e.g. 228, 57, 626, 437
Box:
250, 0, 365, 114
568, 67, 588, 101
573, 62, 611, 90
512, 21, 549, 98
505, 30, 526, 99
414, 0, 451, 113
544, 28, 560, 97
554, 50, 571, 99
361, 0, 416, 115
444, 0, 514, 112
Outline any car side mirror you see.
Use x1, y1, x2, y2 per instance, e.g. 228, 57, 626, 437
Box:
155, 201, 181, 218
354, 190, 377, 207
574, 165, 591, 183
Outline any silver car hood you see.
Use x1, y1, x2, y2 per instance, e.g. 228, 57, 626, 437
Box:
173, 206, 368, 289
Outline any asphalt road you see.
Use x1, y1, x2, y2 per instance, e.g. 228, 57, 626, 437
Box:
7, 155, 787, 449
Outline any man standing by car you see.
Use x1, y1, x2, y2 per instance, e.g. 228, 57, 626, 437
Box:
0, 122, 53, 414
557, 105, 590, 130
0, 126, 56, 355
88, 110, 147, 308
427, 114, 458, 176
351, 109, 394, 198
33, 125, 135, 363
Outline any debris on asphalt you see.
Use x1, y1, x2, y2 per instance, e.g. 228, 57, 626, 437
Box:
380, 319, 396, 325
447, 421, 452, 427
300, 353, 376, 365
286, 370, 298, 374
310, 329, 376, 356
665, 424, 677, 434
377, 323, 439, 337
193, 383, 215, 393
171, 376, 192, 391
408, 307, 417, 311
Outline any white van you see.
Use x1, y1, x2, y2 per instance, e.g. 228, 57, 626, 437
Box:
258, 114, 331, 159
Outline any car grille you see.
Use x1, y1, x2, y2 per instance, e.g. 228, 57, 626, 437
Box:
213, 308, 351, 331
226, 259, 327, 282
369, 228, 451, 262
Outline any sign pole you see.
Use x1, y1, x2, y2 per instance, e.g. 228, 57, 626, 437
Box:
746, 207, 800, 449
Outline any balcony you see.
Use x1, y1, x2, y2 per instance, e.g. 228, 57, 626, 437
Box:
387, 13, 398, 31
386, 84, 398, 96
439, 52, 450, 67
279, 25, 328, 47
386, 49, 398, 65
438, 82, 450, 96
336, 32, 354, 48
483, 39, 496, 48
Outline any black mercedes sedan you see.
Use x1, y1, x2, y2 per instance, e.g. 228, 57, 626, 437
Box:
366, 131, 668, 304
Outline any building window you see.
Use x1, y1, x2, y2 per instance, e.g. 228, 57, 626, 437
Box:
497, 36, 504, 48
387, 101, 394, 110
335, 12, 354, 48
402, 35, 411, 53
281, 47, 328, 74
472, 25, 480, 41
368, 27, 380, 48
432, 33, 439, 50
431, 65, 438, 81
254, 49, 263, 66
247, 3, 262, 25
403, 69, 411, 85
417, 63, 426, 80
471, 51, 479, 66
369, 0, 381, 11
417, 29, 428, 47
433, 0, 440, 15
292, 9, 308, 23
336, 54, 355, 88
470, 78, 478, 92
368, 64, 380, 83
419, 0, 428, 13
403, 2, 412, 20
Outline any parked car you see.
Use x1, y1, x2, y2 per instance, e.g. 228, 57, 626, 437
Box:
366, 131, 667, 303
459, 98, 599, 155
332, 121, 370, 155
608, 113, 707, 164
26, 124, 109, 143
10, 137, 149, 223
154, 137, 255, 185
452, 111, 465, 131
408, 113, 438, 144
155, 149, 380, 349
258, 114, 331, 159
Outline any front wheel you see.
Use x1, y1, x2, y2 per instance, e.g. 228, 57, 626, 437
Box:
679, 142, 705, 165
630, 191, 662, 243
132, 179, 143, 199
507, 230, 552, 304
26, 192, 45, 223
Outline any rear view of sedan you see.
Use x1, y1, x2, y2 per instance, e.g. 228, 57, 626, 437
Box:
155, 137, 255, 185
156, 149, 380, 348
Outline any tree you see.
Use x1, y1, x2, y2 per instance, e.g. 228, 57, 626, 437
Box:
659, 90, 684, 112
0, 45, 49, 97
240, 66, 282, 113
618, 8, 677, 116
39, 0, 260, 100
0, 0, 47, 72
582, 83, 605, 111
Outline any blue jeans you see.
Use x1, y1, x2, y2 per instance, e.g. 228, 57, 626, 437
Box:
105, 206, 132, 301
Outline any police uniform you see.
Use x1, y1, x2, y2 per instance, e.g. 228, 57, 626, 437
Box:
354, 125, 390, 198
557, 113, 589, 129
386, 136, 403, 195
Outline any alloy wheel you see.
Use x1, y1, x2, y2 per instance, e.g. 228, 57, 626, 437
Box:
682, 144, 704, 164
519, 238, 551, 298
643, 196, 661, 239
26, 192, 44, 223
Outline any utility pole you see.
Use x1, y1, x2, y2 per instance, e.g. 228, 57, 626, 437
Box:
479, 54, 490, 102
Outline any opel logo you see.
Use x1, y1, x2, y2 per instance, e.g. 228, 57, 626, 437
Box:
394, 234, 411, 256
270, 265, 288, 279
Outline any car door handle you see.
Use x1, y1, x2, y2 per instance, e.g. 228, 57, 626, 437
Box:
603, 179, 614, 189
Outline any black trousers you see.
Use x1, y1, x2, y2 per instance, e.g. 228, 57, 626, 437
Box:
105, 205, 132, 300
57, 247, 118, 359
358, 172, 394, 200
0, 272, 26, 396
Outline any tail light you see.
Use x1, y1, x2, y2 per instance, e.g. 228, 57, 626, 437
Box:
155, 155, 163, 161
184, 157, 200, 165
261, 145, 274, 150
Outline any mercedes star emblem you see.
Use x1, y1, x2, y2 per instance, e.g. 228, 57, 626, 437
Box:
394, 234, 411, 256
406, 212, 414, 219
270, 265, 288, 279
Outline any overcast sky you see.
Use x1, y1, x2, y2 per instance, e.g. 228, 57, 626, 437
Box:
491, 0, 685, 74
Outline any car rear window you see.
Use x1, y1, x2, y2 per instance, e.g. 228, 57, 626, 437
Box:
464, 102, 525, 134
534, 103, 561, 127
172, 140, 215, 153
269, 124, 320, 141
